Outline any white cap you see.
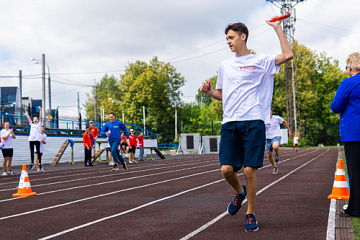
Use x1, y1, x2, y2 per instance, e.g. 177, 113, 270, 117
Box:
130, 129, 134, 132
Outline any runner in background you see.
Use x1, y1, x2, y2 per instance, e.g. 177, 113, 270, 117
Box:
1, 122, 16, 176
293, 135, 299, 152
265, 109, 291, 174
137, 131, 144, 161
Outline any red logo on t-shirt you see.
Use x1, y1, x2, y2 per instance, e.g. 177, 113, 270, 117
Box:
239, 66, 256, 71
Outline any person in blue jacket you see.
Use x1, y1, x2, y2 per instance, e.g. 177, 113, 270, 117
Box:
331, 52, 360, 218
100, 113, 129, 172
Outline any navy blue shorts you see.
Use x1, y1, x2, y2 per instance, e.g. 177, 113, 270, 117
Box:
219, 120, 265, 172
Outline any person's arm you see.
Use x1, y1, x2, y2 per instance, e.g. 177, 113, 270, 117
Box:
121, 123, 130, 137
94, 128, 99, 140
266, 19, 293, 65
99, 123, 108, 136
200, 80, 222, 101
331, 81, 348, 113
24, 107, 32, 124
38, 106, 42, 123
282, 120, 292, 139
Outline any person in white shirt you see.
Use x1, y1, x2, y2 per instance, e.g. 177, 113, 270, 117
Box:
1, 122, 16, 176
200, 19, 293, 232
293, 136, 299, 152
35, 126, 47, 172
265, 109, 291, 174
25, 106, 43, 171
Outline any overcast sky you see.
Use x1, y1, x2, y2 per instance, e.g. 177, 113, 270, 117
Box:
1, 0, 359, 120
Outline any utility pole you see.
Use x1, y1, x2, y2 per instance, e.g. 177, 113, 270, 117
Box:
19, 70, 23, 123
41, 54, 46, 118
266, 0, 305, 134
175, 107, 177, 140
94, 80, 97, 123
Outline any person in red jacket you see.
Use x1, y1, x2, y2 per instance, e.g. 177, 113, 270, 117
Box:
83, 126, 93, 167
89, 121, 99, 158
128, 129, 138, 163
137, 131, 144, 161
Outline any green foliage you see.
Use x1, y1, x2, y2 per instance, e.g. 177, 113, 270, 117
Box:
83, 74, 122, 121
272, 41, 347, 146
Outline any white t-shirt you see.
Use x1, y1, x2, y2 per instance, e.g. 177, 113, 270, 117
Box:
266, 115, 284, 139
28, 122, 42, 141
1, 129, 14, 149
293, 136, 299, 144
39, 133, 47, 153
216, 54, 280, 124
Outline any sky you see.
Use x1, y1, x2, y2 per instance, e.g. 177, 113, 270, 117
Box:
1, 0, 359, 120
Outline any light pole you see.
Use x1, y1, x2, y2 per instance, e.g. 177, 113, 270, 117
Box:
31, 55, 51, 117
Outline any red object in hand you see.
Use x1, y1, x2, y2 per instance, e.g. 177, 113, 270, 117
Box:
269, 13, 291, 22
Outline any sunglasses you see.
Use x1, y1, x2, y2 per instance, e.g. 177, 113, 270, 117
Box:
346, 66, 352, 70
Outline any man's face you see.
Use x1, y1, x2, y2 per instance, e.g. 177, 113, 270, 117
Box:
90, 122, 93, 126
108, 114, 115, 123
86, 128, 90, 133
131, 131, 134, 135
226, 30, 246, 54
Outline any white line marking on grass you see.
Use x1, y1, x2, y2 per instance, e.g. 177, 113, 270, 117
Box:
179, 149, 329, 240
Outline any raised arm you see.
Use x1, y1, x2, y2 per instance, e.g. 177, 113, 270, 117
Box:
200, 80, 222, 101
266, 19, 293, 65
24, 107, 32, 124
38, 106, 43, 123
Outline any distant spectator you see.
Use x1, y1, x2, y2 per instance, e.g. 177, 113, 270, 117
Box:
25, 106, 43, 171
120, 132, 130, 159
137, 131, 144, 161
128, 129, 137, 163
89, 121, 99, 158
1, 122, 16, 176
35, 126, 47, 172
293, 136, 299, 152
83, 126, 93, 167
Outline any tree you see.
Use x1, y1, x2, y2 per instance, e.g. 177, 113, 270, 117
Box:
118, 57, 185, 142
83, 74, 122, 121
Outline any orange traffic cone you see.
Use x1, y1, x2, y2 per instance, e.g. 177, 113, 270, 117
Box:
328, 159, 349, 200
12, 164, 37, 197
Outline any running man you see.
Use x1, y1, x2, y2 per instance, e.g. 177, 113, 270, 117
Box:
293, 135, 299, 152
100, 113, 129, 172
265, 109, 291, 174
200, 19, 293, 232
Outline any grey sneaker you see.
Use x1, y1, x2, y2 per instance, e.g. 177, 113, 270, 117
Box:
111, 163, 120, 171
122, 162, 128, 172
272, 167, 278, 174
2, 172, 8, 176
275, 154, 279, 163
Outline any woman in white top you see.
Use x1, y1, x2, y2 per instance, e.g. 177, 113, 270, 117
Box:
25, 106, 43, 170
1, 122, 16, 176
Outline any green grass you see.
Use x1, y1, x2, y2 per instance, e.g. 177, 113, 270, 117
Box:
341, 151, 360, 240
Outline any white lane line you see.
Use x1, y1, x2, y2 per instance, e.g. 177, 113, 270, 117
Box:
0, 163, 219, 203
0, 159, 218, 192
179, 148, 329, 240
36, 149, 322, 239
326, 199, 336, 240
0, 157, 217, 187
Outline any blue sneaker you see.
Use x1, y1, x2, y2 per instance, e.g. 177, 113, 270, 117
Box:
245, 214, 259, 232
227, 185, 246, 215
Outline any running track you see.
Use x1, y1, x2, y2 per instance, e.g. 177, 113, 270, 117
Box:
0, 148, 337, 239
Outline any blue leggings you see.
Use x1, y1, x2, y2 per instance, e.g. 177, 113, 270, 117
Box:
109, 140, 124, 164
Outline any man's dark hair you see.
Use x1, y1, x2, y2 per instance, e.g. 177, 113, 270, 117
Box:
225, 22, 249, 43
109, 112, 115, 117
